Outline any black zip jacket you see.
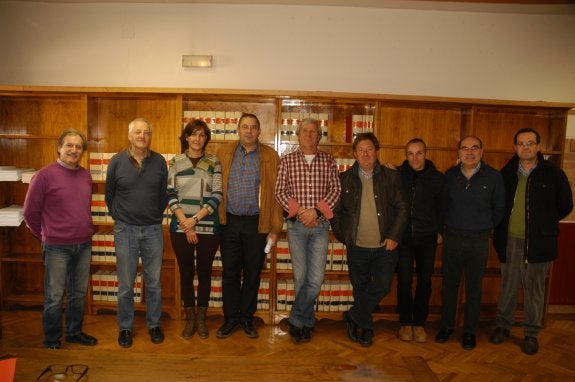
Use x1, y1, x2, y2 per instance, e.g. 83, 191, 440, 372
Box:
331, 161, 409, 247
493, 152, 573, 263
398, 159, 445, 239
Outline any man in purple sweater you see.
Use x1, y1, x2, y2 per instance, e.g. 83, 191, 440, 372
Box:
23, 128, 97, 349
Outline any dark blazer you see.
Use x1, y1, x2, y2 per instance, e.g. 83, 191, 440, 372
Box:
332, 161, 409, 247
398, 159, 445, 238
493, 152, 573, 263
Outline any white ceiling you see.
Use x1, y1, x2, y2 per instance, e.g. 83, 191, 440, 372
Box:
6, 0, 575, 14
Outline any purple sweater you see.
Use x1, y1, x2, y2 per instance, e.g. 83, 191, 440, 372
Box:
23, 161, 93, 245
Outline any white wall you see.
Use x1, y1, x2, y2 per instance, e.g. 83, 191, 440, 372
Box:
0, 2, 574, 104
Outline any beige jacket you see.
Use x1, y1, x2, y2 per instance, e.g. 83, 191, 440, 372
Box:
217, 141, 284, 234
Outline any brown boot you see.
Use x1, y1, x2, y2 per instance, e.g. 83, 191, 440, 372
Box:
197, 307, 209, 339
181, 307, 196, 339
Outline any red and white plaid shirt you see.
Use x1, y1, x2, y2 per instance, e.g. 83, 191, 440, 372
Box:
275, 148, 341, 213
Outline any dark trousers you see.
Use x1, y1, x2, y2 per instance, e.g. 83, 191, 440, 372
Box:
348, 246, 398, 330
220, 214, 267, 323
397, 233, 437, 327
170, 232, 219, 308
440, 229, 489, 334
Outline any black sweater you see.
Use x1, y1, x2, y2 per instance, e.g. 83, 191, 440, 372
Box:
398, 159, 445, 239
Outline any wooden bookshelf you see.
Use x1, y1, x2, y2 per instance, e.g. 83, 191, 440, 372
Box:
0, 86, 572, 325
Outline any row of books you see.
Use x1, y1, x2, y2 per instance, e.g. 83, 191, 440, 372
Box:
276, 279, 354, 312
91, 194, 114, 223
91, 231, 116, 263
91, 231, 273, 270
91, 272, 351, 313
0, 166, 35, 182
280, 112, 329, 143
204, 277, 271, 310
91, 194, 173, 226
276, 240, 348, 272
335, 158, 355, 173
345, 114, 375, 143
182, 110, 243, 141
89, 153, 177, 181
91, 270, 143, 303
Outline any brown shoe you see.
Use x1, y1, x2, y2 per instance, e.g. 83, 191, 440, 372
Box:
413, 326, 427, 343
399, 325, 413, 341
181, 307, 196, 339
197, 307, 209, 339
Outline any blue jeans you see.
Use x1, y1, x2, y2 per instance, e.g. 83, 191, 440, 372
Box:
114, 220, 164, 330
42, 241, 91, 348
287, 219, 330, 329
348, 246, 398, 329
495, 236, 550, 338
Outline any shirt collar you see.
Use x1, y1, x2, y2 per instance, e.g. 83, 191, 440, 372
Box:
127, 146, 151, 159
518, 161, 537, 177
460, 161, 481, 176
56, 158, 80, 170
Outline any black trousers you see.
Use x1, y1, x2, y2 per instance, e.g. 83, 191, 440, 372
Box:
220, 214, 267, 322
170, 232, 219, 308
397, 233, 437, 326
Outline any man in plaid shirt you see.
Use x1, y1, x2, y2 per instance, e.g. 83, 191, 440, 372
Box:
275, 118, 341, 343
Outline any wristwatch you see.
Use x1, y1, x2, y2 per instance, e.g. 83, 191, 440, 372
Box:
192, 216, 199, 223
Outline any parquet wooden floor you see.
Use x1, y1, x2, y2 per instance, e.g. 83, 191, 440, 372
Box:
1, 310, 574, 381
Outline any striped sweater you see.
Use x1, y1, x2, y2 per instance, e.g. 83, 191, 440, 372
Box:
167, 151, 223, 234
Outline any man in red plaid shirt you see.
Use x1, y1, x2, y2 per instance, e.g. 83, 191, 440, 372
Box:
275, 118, 341, 343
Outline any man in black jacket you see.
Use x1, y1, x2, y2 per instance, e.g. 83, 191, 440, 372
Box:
490, 128, 573, 355
396, 138, 445, 343
332, 132, 408, 347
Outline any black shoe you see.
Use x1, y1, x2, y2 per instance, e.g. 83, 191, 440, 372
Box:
300, 326, 313, 342
241, 320, 259, 339
462, 332, 476, 350
149, 327, 164, 344
522, 336, 539, 355
66, 332, 98, 346
343, 311, 358, 342
216, 321, 239, 339
288, 322, 303, 343
118, 329, 133, 348
358, 328, 374, 347
489, 327, 510, 345
435, 328, 453, 343
45, 342, 61, 349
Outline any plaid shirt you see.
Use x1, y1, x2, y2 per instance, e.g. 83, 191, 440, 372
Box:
226, 144, 261, 216
275, 148, 341, 212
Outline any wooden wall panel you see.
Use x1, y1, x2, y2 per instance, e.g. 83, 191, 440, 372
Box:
0, 139, 60, 170
0, 96, 83, 137
549, 223, 575, 305
472, 107, 565, 152
88, 96, 180, 154
379, 105, 466, 148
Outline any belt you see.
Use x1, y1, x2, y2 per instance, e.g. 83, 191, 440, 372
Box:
445, 227, 490, 236
226, 213, 259, 220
